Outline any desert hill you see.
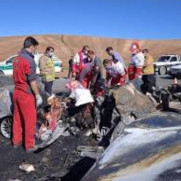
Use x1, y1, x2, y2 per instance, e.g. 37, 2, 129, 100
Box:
0, 35, 181, 67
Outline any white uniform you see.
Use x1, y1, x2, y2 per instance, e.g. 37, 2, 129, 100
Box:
73, 52, 87, 64
112, 61, 125, 75
106, 62, 125, 78
130, 52, 145, 67
70, 87, 94, 107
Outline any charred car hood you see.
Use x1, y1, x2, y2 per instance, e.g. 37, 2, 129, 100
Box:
82, 112, 181, 181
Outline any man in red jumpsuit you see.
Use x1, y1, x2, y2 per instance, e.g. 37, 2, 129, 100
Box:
12, 36, 43, 153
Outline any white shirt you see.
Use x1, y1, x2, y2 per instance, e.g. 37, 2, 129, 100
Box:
106, 62, 125, 78
73, 52, 87, 64
112, 61, 125, 75
70, 87, 94, 107
130, 52, 145, 67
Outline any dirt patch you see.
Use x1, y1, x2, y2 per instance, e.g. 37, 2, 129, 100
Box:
0, 134, 96, 181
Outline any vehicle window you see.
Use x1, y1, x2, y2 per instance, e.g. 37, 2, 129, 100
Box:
157, 56, 170, 62
6, 57, 16, 64
170, 57, 177, 62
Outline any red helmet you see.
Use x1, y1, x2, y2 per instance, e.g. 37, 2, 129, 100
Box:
130, 42, 140, 54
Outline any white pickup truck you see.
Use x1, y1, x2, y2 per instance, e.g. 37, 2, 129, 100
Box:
154, 54, 181, 75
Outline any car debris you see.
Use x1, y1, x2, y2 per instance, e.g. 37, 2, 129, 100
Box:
2, 75, 181, 180
82, 112, 181, 181
19, 162, 35, 173
77, 146, 104, 159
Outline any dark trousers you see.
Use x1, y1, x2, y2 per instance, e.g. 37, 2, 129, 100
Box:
44, 81, 53, 95
68, 68, 73, 78
141, 74, 156, 94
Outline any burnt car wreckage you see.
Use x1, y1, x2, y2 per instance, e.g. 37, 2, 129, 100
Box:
1, 75, 181, 180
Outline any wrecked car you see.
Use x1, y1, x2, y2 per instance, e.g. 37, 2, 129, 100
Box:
82, 111, 181, 181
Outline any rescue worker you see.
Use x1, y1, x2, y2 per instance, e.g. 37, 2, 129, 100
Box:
79, 63, 101, 89
106, 47, 126, 68
12, 36, 43, 153
103, 59, 126, 87
141, 49, 156, 94
79, 50, 102, 89
87, 50, 102, 68
39, 46, 56, 95
72, 45, 89, 79
128, 42, 145, 80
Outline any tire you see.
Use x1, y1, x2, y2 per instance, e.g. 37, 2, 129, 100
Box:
159, 66, 167, 75
0, 70, 4, 75
0, 117, 12, 139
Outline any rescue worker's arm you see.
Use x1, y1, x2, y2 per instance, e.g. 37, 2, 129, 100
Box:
30, 80, 40, 96
79, 68, 88, 84
25, 58, 42, 106
105, 72, 112, 87
90, 71, 100, 88
112, 52, 125, 66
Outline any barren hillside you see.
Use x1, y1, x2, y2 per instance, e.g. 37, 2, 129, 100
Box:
0, 35, 181, 67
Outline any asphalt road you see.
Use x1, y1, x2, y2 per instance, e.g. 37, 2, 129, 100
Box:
52, 72, 181, 94
156, 73, 181, 88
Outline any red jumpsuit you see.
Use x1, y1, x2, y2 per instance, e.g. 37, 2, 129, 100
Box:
12, 49, 37, 150
79, 62, 103, 96
128, 66, 143, 80
81, 72, 93, 88
109, 73, 126, 86
72, 51, 85, 79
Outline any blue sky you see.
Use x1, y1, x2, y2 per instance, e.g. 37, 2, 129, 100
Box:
0, 0, 181, 39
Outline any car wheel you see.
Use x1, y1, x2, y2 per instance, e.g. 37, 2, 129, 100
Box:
0, 117, 12, 139
0, 70, 4, 75
159, 66, 167, 75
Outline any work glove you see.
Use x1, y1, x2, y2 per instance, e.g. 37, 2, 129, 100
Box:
36, 94, 43, 107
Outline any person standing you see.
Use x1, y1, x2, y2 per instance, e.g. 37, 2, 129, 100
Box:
72, 45, 89, 79
141, 49, 156, 94
39, 46, 56, 95
128, 42, 145, 80
68, 56, 73, 78
12, 36, 42, 152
